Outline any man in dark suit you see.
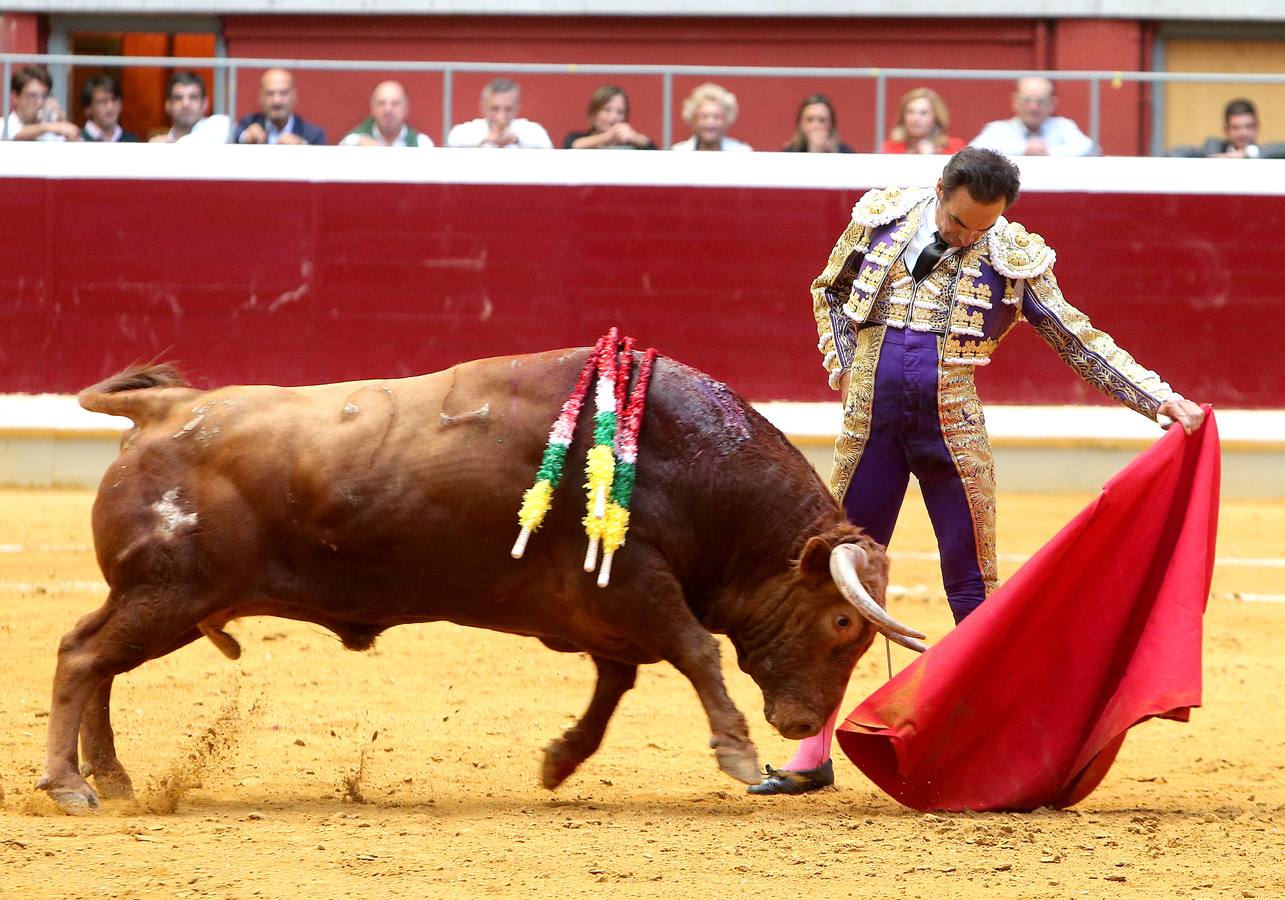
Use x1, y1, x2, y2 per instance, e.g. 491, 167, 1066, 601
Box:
234, 68, 326, 145
80, 74, 140, 142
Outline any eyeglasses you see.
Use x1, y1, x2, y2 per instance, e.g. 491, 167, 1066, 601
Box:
1016, 95, 1052, 106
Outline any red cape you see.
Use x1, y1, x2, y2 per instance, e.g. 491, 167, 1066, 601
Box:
836, 408, 1220, 811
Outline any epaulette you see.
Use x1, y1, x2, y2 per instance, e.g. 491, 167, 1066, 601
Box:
987, 219, 1056, 279
851, 186, 931, 227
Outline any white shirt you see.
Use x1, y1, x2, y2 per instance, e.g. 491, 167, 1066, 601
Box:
83, 121, 123, 142
669, 135, 753, 152
165, 115, 232, 145
902, 196, 959, 276
340, 124, 434, 148
3, 110, 65, 141
445, 117, 552, 149
970, 116, 1094, 157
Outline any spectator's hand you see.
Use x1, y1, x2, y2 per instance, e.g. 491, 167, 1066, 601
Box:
240, 123, 268, 144
49, 121, 82, 141
149, 134, 172, 143
1210, 148, 1246, 159
352, 135, 379, 147
805, 130, 835, 153
487, 126, 518, 147
1025, 137, 1049, 156
276, 132, 307, 146
611, 122, 648, 147
1158, 398, 1205, 435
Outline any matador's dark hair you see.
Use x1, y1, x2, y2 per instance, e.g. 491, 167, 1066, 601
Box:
941, 147, 1021, 208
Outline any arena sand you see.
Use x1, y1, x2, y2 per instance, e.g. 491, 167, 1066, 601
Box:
1, 488, 1281, 899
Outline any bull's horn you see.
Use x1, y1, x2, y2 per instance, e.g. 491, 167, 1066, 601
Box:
829, 544, 928, 653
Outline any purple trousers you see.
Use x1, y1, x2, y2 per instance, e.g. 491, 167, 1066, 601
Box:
840, 327, 987, 623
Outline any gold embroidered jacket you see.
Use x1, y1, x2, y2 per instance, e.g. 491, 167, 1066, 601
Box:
811, 187, 1179, 420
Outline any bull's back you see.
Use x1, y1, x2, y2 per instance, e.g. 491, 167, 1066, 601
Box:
92, 351, 592, 596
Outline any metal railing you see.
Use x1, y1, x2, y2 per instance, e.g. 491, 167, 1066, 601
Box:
7, 51, 1285, 151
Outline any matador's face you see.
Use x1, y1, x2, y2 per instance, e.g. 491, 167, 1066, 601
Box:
935, 180, 1007, 248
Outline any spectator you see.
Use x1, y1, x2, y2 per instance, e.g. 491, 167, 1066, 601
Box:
1169, 98, 1285, 159
881, 87, 965, 155
340, 81, 434, 148
446, 78, 553, 149
782, 93, 854, 153
234, 68, 326, 145
80, 74, 140, 143
671, 83, 751, 152
3, 66, 81, 142
150, 71, 231, 144
563, 85, 655, 150
971, 77, 1094, 157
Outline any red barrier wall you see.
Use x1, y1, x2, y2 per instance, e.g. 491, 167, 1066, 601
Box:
0, 152, 1273, 408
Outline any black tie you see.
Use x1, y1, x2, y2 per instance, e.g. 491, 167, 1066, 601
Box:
912, 233, 950, 283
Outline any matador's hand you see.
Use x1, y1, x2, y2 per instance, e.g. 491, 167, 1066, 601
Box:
1158, 398, 1205, 435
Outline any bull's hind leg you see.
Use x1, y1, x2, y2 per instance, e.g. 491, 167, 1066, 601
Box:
77, 677, 133, 800
541, 656, 637, 790
77, 627, 202, 801
39, 592, 203, 814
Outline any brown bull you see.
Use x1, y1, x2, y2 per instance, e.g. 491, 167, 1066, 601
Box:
39, 348, 924, 813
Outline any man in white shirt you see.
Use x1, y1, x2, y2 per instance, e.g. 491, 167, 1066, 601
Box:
446, 78, 552, 149
340, 81, 434, 148
970, 77, 1094, 157
3, 66, 81, 142
150, 71, 231, 145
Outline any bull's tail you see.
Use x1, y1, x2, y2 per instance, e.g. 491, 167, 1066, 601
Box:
78, 362, 198, 424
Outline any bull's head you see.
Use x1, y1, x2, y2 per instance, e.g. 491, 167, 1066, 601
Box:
729, 525, 926, 740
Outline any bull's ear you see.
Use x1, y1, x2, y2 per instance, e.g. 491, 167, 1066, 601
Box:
799, 535, 868, 578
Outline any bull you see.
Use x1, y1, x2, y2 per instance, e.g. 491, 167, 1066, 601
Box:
38, 348, 925, 813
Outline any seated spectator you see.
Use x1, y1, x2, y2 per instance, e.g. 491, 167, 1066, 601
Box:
235, 68, 326, 145
782, 93, 854, 153
671, 83, 751, 152
3, 66, 81, 141
446, 78, 553, 149
881, 88, 964, 155
340, 81, 434, 147
80, 74, 140, 143
150, 71, 231, 144
564, 85, 655, 149
1169, 98, 1285, 159
971, 77, 1094, 157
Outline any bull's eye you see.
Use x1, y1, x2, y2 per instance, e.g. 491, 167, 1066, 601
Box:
836, 615, 851, 629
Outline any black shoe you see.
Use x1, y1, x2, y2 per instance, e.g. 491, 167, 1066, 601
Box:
745, 759, 834, 795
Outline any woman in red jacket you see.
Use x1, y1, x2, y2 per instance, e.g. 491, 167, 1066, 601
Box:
881, 87, 966, 155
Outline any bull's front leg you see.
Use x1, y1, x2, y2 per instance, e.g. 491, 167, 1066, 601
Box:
667, 629, 760, 785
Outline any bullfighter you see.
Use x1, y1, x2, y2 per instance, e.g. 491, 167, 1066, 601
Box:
750, 147, 1206, 795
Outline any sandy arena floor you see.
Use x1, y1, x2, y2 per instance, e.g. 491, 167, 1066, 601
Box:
1, 487, 1282, 899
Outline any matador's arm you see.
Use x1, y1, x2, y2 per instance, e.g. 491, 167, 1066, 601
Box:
811, 219, 871, 390
1021, 267, 1181, 421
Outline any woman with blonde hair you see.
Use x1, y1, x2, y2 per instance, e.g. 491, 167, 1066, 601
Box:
670, 82, 751, 152
564, 84, 655, 149
882, 87, 965, 155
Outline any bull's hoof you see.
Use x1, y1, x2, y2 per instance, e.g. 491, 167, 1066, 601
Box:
713, 742, 760, 785
540, 738, 583, 790
37, 774, 101, 815
91, 768, 136, 801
